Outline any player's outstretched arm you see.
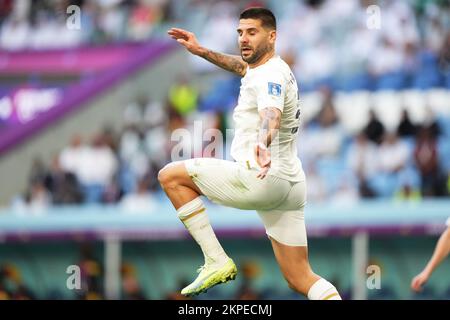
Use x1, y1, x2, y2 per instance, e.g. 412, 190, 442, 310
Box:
411, 226, 450, 292
167, 28, 247, 77
254, 107, 281, 179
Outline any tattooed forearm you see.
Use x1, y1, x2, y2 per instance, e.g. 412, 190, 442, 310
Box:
199, 48, 247, 76
258, 107, 281, 147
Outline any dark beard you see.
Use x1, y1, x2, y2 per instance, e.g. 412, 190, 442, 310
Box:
241, 43, 272, 64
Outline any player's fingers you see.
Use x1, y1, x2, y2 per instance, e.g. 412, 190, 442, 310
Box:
167, 29, 180, 35
256, 168, 263, 178
257, 167, 269, 179
411, 277, 423, 292
170, 28, 191, 38
176, 39, 189, 46
168, 27, 184, 35
168, 34, 181, 41
411, 279, 418, 290
170, 27, 188, 33
413, 284, 423, 292
168, 29, 188, 40
169, 32, 186, 40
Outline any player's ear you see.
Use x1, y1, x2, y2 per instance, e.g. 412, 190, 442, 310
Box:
269, 30, 276, 43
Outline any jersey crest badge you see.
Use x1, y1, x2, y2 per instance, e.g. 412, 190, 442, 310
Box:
268, 82, 282, 97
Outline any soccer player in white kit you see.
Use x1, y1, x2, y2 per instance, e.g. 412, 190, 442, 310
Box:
160, 7, 341, 299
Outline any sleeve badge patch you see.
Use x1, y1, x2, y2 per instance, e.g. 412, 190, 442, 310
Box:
268, 82, 282, 97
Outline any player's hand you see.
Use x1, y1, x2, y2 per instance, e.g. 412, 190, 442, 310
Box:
167, 28, 202, 56
410, 271, 429, 292
254, 143, 271, 179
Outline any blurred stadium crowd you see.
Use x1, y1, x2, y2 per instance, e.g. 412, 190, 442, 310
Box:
14, 87, 450, 213
2, 0, 448, 212
1, 0, 449, 86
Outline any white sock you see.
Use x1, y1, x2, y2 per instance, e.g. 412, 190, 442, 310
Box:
307, 278, 342, 300
177, 197, 228, 266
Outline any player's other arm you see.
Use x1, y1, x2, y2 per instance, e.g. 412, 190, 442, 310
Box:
258, 107, 281, 147
167, 28, 247, 77
411, 226, 450, 292
254, 107, 281, 179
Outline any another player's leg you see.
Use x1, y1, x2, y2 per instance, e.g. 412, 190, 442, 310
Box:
269, 237, 341, 300
158, 161, 237, 296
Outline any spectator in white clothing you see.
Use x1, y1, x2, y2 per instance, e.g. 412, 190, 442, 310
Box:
347, 131, 378, 179
120, 178, 155, 214
77, 134, 118, 203
377, 132, 409, 174
59, 134, 85, 177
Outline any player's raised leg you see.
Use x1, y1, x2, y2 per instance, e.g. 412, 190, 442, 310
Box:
158, 161, 237, 296
269, 237, 341, 300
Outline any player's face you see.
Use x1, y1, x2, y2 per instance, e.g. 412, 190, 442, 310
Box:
237, 19, 276, 65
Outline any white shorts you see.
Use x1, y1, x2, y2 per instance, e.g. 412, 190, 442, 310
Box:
184, 158, 308, 246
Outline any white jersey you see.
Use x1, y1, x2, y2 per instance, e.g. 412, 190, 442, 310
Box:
230, 55, 305, 182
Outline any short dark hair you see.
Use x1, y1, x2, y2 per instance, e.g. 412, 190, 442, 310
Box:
239, 7, 276, 30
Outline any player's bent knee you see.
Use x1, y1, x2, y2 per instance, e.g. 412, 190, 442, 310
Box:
158, 161, 190, 189
158, 163, 176, 187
